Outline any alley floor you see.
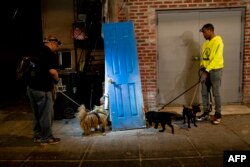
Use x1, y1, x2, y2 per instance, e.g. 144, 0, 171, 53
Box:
0, 99, 250, 167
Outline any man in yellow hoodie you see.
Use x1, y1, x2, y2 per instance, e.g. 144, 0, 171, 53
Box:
197, 23, 224, 125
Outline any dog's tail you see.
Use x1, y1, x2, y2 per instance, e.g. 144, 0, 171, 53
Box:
76, 104, 87, 120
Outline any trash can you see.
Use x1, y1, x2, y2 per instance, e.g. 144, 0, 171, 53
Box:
54, 71, 78, 120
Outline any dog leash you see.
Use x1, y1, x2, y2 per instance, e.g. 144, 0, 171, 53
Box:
159, 68, 206, 111
208, 91, 213, 112
57, 90, 81, 107
159, 80, 200, 111
189, 82, 199, 107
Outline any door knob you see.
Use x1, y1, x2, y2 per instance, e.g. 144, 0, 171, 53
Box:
108, 78, 114, 84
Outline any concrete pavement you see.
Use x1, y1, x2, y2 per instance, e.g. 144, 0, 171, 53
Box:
0, 100, 250, 167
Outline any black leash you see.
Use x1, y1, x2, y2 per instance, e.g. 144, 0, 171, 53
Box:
159, 68, 207, 111
159, 80, 200, 111
208, 83, 213, 113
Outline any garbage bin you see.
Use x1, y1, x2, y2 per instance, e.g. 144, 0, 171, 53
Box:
54, 71, 78, 120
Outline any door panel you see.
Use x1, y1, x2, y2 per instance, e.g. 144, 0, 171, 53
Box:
157, 9, 243, 105
102, 21, 146, 131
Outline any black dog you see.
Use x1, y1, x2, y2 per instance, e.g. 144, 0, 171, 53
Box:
145, 111, 174, 134
182, 104, 201, 128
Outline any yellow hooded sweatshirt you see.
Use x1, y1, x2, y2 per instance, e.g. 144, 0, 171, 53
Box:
200, 35, 224, 72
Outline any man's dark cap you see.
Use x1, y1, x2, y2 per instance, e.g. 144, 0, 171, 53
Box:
43, 35, 62, 45
200, 23, 214, 32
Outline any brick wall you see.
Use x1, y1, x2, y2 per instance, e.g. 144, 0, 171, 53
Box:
117, 0, 250, 110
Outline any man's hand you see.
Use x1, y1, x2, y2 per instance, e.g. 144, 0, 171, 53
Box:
200, 71, 208, 83
200, 67, 206, 72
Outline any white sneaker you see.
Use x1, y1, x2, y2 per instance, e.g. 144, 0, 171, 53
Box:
212, 114, 222, 125
197, 113, 209, 121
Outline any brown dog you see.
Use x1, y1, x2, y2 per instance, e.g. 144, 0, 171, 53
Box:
77, 105, 107, 136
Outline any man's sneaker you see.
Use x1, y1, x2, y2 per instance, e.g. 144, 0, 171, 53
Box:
40, 138, 61, 146
33, 138, 41, 143
212, 114, 222, 125
197, 113, 209, 121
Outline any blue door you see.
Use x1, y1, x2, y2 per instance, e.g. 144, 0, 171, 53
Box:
102, 21, 146, 131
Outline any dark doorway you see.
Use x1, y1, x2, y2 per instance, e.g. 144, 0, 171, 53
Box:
0, 0, 42, 106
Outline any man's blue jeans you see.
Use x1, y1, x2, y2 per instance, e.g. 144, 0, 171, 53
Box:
201, 69, 222, 115
27, 87, 54, 141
